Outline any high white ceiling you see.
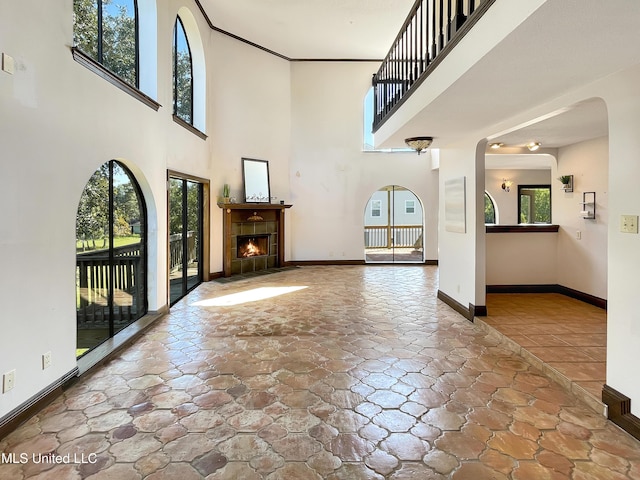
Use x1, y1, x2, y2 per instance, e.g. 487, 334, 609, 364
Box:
198, 0, 636, 161
199, 0, 415, 59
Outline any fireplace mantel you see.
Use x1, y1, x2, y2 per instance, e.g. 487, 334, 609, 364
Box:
218, 203, 292, 277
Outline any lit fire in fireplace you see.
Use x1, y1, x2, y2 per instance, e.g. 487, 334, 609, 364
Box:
243, 240, 262, 257
238, 235, 269, 258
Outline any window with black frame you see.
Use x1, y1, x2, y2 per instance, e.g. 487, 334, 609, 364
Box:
173, 16, 193, 124
75, 160, 147, 358
73, 0, 139, 87
518, 185, 551, 224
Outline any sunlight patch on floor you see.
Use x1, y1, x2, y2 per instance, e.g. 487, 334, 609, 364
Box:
192, 286, 308, 307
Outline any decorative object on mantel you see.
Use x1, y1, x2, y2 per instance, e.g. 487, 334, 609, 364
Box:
501, 178, 512, 193
580, 191, 596, 219
405, 136, 433, 154
222, 183, 230, 204
247, 212, 264, 221
558, 175, 573, 192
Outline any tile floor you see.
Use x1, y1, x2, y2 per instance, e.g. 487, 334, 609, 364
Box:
1, 265, 639, 479
481, 293, 607, 412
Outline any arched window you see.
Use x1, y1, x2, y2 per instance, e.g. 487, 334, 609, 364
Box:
485, 191, 496, 224
76, 160, 147, 358
73, 0, 139, 87
173, 16, 193, 124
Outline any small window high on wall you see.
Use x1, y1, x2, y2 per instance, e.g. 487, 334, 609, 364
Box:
173, 16, 193, 124
73, 0, 139, 87
362, 87, 412, 153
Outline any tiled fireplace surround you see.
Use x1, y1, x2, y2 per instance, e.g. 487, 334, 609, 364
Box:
220, 203, 291, 277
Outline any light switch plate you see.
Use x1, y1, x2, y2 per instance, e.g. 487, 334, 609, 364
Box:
2, 53, 15, 74
620, 215, 638, 234
3, 370, 16, 393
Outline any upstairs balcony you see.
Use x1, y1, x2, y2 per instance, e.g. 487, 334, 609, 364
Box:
373, 0, 495, 133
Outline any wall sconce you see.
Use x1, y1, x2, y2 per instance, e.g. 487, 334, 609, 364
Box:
526, 142, 541, 151
501, 179, 512, 192
405, 136, 433, 155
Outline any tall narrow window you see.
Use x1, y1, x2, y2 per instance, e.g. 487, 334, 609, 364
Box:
73, 0, 139, 87
173, 17, 193, 124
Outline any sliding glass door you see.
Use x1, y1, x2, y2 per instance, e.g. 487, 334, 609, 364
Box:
169, 176, 204, 305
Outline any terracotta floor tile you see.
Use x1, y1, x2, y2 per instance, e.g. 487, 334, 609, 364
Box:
1, 266, 638, 479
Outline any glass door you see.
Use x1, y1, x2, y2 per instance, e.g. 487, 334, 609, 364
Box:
364, 185, 424, 263
169, 176, 203, 305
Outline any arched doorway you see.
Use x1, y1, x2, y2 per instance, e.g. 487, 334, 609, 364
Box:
364, 185, 424, 263
75, 161, 147, 358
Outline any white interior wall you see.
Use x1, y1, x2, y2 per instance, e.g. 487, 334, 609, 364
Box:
207, 33, 292, 269
438, 143, 481, 308
289, 62, 439, 262
555, 136, 608, 299
486, 233, 558, 285
599, 65, 640, 415
485, 168, 552, 224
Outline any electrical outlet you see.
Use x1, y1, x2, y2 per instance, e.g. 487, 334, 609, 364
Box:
3, 370, 16, 393
620, 215, 639, 234
42, 351, 52, 369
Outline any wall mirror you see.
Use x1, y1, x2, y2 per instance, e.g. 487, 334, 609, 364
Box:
242, 158, 271, 203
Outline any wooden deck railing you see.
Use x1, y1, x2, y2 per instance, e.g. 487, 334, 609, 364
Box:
76, 243, 144, 324
365, 225, 423, 249
169, 231, 197, 272
372, 0, 495, 131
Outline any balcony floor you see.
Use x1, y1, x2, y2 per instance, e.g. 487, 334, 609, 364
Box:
1, 266, 638, 479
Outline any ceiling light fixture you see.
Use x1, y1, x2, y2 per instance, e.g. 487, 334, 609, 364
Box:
526, 142, 541, 151
405, 136, 433, 155
489, 142, 504, 149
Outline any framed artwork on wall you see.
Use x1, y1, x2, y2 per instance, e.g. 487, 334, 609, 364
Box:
445, 176, 466, 233
242, 158, 271, 203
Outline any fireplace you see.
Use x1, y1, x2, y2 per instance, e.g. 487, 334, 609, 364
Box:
219, 203, 292, 277
237, 235, 269, 258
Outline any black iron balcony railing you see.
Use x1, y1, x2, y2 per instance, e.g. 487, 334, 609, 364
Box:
372, 0, 496, 132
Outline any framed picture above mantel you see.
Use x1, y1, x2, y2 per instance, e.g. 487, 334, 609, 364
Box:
242, 158, 271, 203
